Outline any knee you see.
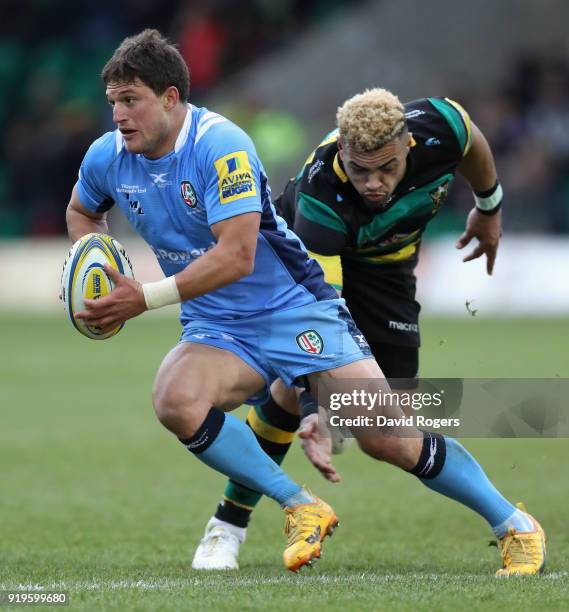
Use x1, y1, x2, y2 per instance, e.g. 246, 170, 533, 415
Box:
271, 379, 299, 415
358, 435, 420, 470
152, 381, 204, 436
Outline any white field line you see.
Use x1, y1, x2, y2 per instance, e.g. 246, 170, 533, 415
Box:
2, 572, 567, 591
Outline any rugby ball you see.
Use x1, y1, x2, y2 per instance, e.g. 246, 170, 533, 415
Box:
328, 418, 355, 455
61, 233, 135, 340
319, 406, 354, 454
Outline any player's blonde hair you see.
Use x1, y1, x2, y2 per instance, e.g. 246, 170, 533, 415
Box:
336, 88, 406, 152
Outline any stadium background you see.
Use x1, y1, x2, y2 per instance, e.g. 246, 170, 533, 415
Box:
1, 1, 568, 609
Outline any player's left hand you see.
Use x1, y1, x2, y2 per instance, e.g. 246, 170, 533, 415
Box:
75, 264, 146, 332
298, 414, 341, 483
456, 208, 502, 275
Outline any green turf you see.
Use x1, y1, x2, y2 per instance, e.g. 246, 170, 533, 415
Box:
1, 315, 568, 610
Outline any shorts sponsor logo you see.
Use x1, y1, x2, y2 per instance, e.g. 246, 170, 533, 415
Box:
180, 180, 198, 208
353, 333, 369, 349
214, 151, 257, 204
337, 305, 372, 356
389, 320, 419, 333
296, 330, 324, 354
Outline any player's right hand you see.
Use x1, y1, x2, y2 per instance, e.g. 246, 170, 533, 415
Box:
298, 414, 341, 483
75, 264, 146, 333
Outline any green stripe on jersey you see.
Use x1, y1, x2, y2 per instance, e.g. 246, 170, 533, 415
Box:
357, 174, 454, 247
428, 98, 468, 153
298, 192, 348, 234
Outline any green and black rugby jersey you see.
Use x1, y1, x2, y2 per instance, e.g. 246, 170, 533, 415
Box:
276, 97, 472, 266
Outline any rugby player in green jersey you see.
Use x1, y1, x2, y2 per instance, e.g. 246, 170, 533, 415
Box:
273, 89, 503, 387
192, 89, 545, 576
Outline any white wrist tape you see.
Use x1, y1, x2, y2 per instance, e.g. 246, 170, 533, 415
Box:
142, 276, 181, 310
474, 183, 503, 211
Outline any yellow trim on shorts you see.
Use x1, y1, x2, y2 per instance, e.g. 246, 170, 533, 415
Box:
248, 409, 296, 444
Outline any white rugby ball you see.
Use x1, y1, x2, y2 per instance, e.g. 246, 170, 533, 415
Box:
329, 421, 355, 455
319, 406, 355, 454
61, 233, 135, 340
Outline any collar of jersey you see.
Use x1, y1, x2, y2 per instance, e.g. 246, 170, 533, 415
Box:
174, 104, 193, 152
395, 138, 418, 194
333, 153, 349, 183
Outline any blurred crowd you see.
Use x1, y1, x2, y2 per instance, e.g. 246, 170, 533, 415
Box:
0, 0, 359, 236
444, 54, 569, 236
1, 1, 568, 237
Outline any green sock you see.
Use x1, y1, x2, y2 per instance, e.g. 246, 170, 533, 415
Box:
215, 395, 300, 528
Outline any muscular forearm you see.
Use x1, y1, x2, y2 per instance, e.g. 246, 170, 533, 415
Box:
66, 206, 108, 242
455, 122, 503, 274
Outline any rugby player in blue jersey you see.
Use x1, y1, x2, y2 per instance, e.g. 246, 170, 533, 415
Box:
66, 31, 545, 575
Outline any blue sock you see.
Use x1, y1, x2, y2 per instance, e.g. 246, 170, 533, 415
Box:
280, 489, 314, 508
410, 433, 528, 533
491, 509, 535, 538
179, 408, 302, 505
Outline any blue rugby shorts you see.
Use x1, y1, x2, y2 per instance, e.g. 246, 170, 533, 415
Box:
180, 298, 372, 404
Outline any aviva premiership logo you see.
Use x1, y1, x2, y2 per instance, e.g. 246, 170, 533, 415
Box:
181, 180, 197, 208
296, 330, 324, 354
214, 151, 257, 204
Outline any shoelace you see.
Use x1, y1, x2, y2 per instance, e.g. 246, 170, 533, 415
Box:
284, 507, 321, 546
501, 529, 540, 567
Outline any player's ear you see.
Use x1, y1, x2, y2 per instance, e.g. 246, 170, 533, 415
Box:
162, 86, 180, 111
337, 137, 344, 159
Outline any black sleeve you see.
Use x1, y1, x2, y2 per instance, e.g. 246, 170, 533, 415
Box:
95, 197, 115, 213
274, 179, 297, 227
293, 211, 347, 255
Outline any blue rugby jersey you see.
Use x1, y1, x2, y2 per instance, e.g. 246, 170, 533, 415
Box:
76, 105, 336, 323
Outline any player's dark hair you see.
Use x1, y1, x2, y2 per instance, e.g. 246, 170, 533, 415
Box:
102, 29, 190, 102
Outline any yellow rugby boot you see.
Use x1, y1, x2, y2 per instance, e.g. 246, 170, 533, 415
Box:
283, 495, 339, 572
495, 503, 546, 577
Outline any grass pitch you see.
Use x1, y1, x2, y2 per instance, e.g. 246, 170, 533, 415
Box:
1, 315, 568, 610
